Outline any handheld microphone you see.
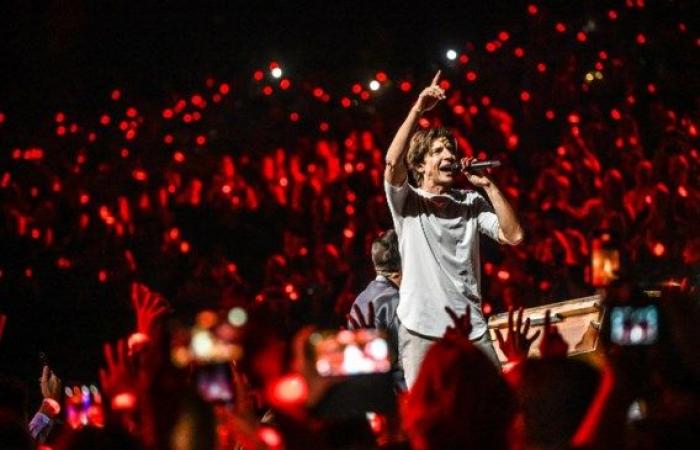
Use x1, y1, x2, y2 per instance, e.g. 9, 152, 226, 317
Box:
448, 160, 502, 172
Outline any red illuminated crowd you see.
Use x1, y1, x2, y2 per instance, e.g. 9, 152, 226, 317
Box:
1, 1, 699, 449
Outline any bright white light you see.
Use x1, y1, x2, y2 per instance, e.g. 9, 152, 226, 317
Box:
192, 331, 214, 359
369, 80, 381, 91
228, 307, 248, 327
446, 49, 458, 60
271, 67, 283, 78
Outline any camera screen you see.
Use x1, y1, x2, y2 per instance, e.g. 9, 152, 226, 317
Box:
311, 329, 391, 377
195, 363, 234, 403
610, 305, 659, 346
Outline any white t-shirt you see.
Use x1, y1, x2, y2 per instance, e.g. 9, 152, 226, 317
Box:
385, 178, 501, 339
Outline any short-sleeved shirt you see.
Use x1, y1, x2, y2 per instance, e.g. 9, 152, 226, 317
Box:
385, 178, 500, 339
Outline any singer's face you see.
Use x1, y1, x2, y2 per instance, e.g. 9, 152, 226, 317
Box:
419, 137, 457, 189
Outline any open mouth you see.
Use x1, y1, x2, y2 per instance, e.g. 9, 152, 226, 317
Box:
439, 164, 454, 173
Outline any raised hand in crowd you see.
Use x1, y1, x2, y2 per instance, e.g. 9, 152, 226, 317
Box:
346, 302, 375, 329
39, 365, 62, 413
539, 310, 568, 359
444, 305, 472, 339
495, 306, 541, 363
99, 339, 138, 412
218, 364, 280, 450
131, 282, 170, 338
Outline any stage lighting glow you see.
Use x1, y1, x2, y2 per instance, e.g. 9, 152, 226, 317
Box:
271, 67, 283, 78
446, 49, 457, 60
228, 307, 248, 327
369, 80, 380, 91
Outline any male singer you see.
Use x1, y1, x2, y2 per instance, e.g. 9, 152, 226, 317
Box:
384, 71, 524, 387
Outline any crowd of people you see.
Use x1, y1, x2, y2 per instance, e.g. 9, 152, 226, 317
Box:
1, 278, 699, 450
1, 1, 699, 449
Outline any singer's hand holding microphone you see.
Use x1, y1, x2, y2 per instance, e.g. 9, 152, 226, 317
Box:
453, 156, 500, 188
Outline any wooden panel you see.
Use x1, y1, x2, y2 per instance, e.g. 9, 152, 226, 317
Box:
487, 295, 604, 363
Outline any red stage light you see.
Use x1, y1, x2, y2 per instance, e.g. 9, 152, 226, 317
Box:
482, 303, 492, 315
313, 87, 324, 98
453, 105, 466, 115
191, 94, 204, 106
279, 79, 291, 90
610, 109, 621, 120
270, 374, 308, 406
164, 134, 174, 145
498, 31, 510, 42
126, 107, 137, 118
290, 112, 299, 122
653, 243, 665, 257
219, 83, 230, 95
253, 70, 264, 81
466, 71, 477, 82
196, 135, 206, 146
132, 169, 147, 181
647, 83, 656, 94
537, 63, 546, 73
100, 114, 111, 125
520, 91, 531, 102
258, 427, 283, 449
99, 270, 107, 283
376, 71, 388, 82
351, 83, 362, 94
263, 86, 273, 96
400, 81, 412, 92
55, 112, 65, 123
545, 110, 555, 120
173, 151, 185, 163
486, 42, 497, 52
608, 10, 618, 20
180, 241, 190, 253
56, 126, 66, 136
636, 33, 646, 45
111, 89, 121, 101
341, 97, 351, 108
527, 4, 538, 15
360, 91, 370, 101
577, 32, 587, 42
514, 47, 524, 58
555, 23, 566, 33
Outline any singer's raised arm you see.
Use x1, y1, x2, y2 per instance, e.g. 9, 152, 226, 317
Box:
384, 71, 445, 187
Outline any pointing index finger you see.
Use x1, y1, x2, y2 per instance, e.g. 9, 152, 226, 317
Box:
431, 70, 441, 86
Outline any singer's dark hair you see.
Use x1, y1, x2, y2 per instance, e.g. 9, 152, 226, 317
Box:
406, 127, 456, 186
371, 229, 401, 274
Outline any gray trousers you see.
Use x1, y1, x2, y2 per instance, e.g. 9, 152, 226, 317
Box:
398, 324, 501, 388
